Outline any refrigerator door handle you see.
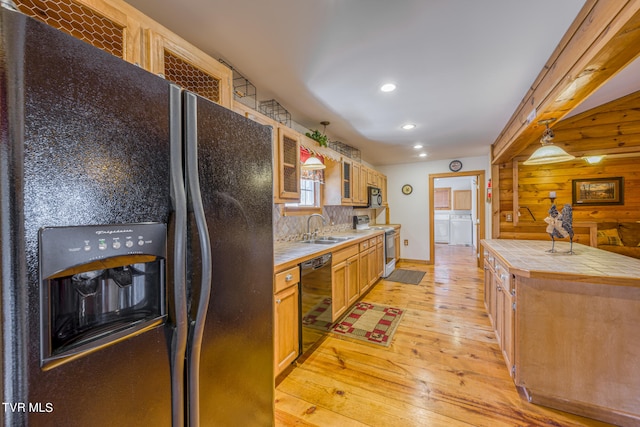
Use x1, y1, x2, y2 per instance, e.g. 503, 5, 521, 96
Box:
169, 84, 188, 427
184, 91, 213, 427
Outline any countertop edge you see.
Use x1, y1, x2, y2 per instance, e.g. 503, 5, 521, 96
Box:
481, 239, 640, 287
274, 230, 385, 272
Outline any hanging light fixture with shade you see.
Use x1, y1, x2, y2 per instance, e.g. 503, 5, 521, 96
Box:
523, 118, 575, 165
301, 153, 325, 170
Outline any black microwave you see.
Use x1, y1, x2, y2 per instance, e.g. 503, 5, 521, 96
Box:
368, 186, 383, 208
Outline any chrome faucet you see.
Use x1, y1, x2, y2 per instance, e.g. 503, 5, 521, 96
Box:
307, 214, 328, 238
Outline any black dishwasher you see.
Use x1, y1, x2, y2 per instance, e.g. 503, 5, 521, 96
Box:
299, 253, 333, 356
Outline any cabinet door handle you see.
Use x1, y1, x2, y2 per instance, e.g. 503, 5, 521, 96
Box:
276, 299, 282, 304
285, 274, 293, 282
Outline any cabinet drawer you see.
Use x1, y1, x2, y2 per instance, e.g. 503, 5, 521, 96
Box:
333, 244, 359, 264
495, 263, 511, 292
369, 238, 377, 246
376, 235, 384, 244
359, 240, 369, 251
274, 266, 300, 294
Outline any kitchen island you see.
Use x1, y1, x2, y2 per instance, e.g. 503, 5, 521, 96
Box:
481, 239, 640, 427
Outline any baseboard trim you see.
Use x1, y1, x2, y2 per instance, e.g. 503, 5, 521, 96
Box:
398, 258, 432, 265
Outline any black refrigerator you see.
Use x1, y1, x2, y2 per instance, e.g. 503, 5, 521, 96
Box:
0, 5, 274, 426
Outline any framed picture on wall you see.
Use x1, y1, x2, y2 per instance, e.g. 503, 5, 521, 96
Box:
572, 177, 624, 205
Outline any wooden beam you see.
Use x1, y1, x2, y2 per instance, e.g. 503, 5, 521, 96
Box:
492, 0, 640, 164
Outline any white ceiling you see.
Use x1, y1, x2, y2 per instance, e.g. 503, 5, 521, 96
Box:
123, 0, 612, 166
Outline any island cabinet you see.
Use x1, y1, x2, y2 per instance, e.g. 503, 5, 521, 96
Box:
273, 266, 300, 377
481, 239, 640, 427
482, 250, 515, 375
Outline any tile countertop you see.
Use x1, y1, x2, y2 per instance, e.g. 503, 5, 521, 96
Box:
274, 229, 385, 272
481, 239, 640, 287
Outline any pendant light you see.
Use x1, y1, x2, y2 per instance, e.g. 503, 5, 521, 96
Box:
302, 154, 325, 170
523, 119, 575, 165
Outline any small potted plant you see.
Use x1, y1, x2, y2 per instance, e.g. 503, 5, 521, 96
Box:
305, 129, 328, 147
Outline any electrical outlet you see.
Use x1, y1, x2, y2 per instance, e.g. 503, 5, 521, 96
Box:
403, 239, 408, 246
506, 213, 513, 222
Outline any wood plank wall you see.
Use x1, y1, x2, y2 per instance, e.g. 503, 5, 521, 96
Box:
497, 157, 640, 242
496, 91, 640, 242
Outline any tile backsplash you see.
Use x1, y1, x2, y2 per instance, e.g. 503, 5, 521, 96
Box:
273, 205, 378, 242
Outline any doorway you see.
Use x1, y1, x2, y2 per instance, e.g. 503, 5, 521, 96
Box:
429, 170, 485, 268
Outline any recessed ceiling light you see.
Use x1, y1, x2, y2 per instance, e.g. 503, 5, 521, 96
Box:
413, 144, 423, 149
380, 83, 396, 92
402, 123, 416, 130
419, 153, 427, 157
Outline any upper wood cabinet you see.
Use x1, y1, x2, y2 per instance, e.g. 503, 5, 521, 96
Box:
434, 187, 451, 210
275, 126, 301, 202
341, 158, 353, 204
380, 174, 388, 206
14, 0, 144, 65
146, 29, 233, 108
453, 190, 471, 210
16, 0, 234, 108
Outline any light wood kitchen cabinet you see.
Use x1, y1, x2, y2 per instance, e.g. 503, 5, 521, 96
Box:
346, 253, 360, 306
14, 0, 144, 65
453, 190, 472, 210
341, 159, 353, 204
331, 244, 359, 321
380, 174, 388, 206
493, 262, 515, 375
358, 238, 380, 295
376, 235, 384, 279
483, 253, 495, 327
434, 187, 451, 210
352, 162, 367, 206
367, 238, 378, 288
274, 266, 300, 377
15, 0, 234, 108
367, 168, 378, 187
146, 29, 233, 108
324, 158, 353, 206
481, 239, 640, 426
360, 165, 369, 205
359, 244, 370, 295
274, 126, 301, 202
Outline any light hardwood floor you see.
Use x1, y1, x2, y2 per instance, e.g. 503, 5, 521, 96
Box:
274, 244, 614, 427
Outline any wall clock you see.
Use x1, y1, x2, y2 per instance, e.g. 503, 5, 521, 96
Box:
402, 184, 413, 195
449, 160, 463, 172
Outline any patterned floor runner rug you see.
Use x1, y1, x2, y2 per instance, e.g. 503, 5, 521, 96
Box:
331, 301, 405, 347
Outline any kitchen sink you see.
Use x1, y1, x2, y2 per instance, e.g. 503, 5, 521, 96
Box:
301, 236, 354, 244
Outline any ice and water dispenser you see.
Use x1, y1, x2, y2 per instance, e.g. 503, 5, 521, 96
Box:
38, 223, 167, 369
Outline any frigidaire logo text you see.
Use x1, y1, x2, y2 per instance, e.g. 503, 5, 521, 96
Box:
95, 229, 133, 235
2, 402, 54, 413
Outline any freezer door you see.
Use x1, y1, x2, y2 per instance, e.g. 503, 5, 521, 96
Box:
1, 8, 173, 426
184, 92, 274, 426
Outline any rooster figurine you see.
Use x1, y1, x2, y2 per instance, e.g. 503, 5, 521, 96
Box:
544, 203, 574, 253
